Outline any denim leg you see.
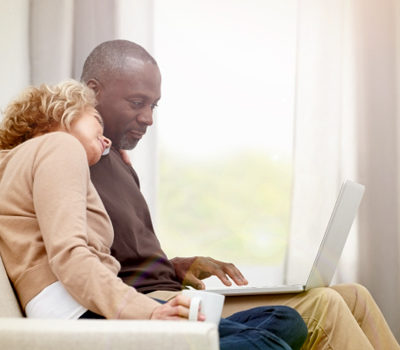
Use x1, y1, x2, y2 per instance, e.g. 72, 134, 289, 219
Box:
225, 306, 307, 350
219, 318, 292, 350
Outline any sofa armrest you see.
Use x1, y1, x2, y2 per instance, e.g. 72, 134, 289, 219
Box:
0, 318, 219, 350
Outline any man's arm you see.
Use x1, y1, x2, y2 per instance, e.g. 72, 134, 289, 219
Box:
171, 257, 248, 290
117, 152, 248, 291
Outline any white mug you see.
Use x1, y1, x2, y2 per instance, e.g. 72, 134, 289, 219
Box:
182, 290, 225, 325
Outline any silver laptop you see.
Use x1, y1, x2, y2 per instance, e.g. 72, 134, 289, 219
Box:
207, 180, 365, 296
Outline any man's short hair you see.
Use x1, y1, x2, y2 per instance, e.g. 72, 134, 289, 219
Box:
81, 40, 157, 83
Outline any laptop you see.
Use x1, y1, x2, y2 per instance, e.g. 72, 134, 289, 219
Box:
207, 180, 365, 296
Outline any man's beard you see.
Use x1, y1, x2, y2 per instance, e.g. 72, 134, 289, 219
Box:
119, 133, 139, 150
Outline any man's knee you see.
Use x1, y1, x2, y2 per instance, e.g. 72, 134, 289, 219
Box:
304, 286, 346, 311
332, 282, 371, 298
331, 282, 374, 311
351, 283, 373, 300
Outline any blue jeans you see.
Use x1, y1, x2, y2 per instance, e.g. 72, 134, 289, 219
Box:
220, 306, 307, 350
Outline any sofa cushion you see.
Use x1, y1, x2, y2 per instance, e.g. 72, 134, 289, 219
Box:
0, 256, 23, 317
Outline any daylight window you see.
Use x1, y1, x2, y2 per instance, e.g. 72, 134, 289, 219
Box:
153, 0, 297, 285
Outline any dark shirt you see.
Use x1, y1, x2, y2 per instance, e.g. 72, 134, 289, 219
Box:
90, 147, 182, 293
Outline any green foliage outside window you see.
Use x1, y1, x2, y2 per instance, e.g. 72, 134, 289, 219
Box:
157, 151, 293, 266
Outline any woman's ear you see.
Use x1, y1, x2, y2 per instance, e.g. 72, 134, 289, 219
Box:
86, 79, 100, 95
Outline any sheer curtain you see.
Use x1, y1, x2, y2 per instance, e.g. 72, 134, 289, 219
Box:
0, 0, 30, 112
288, 0, 400, 338
0, 0, 117, 104
29, 0, 117, 84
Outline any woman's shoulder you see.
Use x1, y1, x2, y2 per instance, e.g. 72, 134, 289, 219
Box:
16, 132, 88, 168
33, 131, 81, 146
26, 132, 85, 155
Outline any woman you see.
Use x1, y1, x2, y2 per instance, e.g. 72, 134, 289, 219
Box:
0, 80, 190, 320
0, 80, 306, 349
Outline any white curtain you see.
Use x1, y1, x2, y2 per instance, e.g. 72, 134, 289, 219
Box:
0, 0, 30, 112
29, 0, 117, 84
288, 0, 400, 338
0, 0, 117, 102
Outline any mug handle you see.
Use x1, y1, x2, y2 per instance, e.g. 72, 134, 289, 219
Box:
188, 296, 202, 321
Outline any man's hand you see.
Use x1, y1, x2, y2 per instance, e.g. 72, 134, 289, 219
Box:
150, 294, 205, 321
171, 256, 248, 290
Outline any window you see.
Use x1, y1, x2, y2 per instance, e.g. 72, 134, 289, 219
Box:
153, 0, 297, 285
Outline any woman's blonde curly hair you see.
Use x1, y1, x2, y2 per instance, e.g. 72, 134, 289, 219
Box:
0, 80, 97, 149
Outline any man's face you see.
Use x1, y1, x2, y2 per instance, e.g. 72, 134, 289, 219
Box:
92, 61, 161, 149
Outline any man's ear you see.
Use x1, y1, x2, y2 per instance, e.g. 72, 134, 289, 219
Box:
86, 79, 100, 95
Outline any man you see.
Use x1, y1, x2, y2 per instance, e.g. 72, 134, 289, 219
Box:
83, 40, 307, 350
83, 40, 399, 349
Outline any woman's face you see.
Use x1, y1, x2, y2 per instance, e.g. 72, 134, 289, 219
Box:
69, 107, 111, 166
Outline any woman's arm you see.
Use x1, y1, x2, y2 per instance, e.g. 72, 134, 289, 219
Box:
32, 133, 159, 319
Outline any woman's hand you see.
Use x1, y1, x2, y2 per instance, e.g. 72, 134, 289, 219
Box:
150, 294, 205, 321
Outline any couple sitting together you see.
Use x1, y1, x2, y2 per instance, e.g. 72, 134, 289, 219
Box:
0, 40, 397, 350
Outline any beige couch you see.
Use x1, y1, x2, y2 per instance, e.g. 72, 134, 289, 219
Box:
0, 256, 219, 350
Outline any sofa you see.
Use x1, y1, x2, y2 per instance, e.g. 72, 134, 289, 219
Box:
0, 256, 219, 350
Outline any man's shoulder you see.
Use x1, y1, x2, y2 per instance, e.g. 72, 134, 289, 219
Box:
90, 147, 119, 171
91, 147, 135, 173
90, 147, 141, 189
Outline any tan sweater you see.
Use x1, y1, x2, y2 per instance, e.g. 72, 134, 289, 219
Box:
0, 132, 159, 319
